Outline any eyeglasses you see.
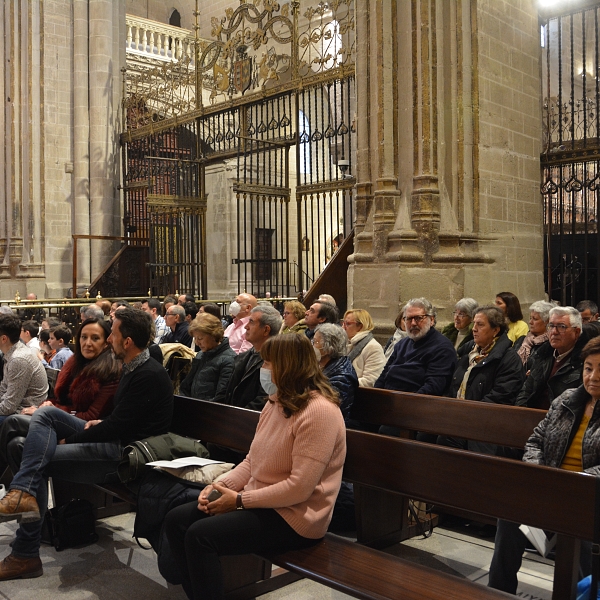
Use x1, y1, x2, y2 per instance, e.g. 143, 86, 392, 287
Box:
403, 315, 430, 324
452, 311, 469, 319
342, 321, 358, 327
547, 323, 573, 332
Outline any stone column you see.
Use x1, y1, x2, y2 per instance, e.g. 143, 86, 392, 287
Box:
73, 0, 91, 289
349, 0, 545, 332
410, 0, 440, 264
89, 0, 124, 280
0, 1, 45, 295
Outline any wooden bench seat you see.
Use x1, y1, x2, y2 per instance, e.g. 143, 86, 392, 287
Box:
268, 533, 512, 600
86, 393, 594, 600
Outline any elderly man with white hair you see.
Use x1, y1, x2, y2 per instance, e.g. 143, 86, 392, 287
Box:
516, 305, 594, 409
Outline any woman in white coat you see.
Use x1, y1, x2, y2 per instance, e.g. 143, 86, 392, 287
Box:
342, 309, 386, 387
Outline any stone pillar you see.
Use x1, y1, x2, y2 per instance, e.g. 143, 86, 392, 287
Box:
0, 1, 45, 296
73, 0, 91, 289
411, 0, 440, 264
349, 0, 545, 331
89, 0, 124, 279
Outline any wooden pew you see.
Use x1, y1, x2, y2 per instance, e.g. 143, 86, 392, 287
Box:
89, 393, 590, 600
170, 397, 594, 600
349, 387, 546, 546
351, 387, 546, 448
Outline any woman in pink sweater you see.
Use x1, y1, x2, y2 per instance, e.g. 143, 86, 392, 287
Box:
164, 334, 347, 600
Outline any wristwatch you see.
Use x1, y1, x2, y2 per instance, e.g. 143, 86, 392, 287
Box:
236, 493, 244, 510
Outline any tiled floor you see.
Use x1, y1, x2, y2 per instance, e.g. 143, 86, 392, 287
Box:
0, 513, 555, 599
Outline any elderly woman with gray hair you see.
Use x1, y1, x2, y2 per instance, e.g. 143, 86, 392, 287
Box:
313, 323, 358, 426
513, 300, 553, 369
441, 298, 478, 351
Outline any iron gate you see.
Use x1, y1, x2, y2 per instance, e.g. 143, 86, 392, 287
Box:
541, 5, 600, 304
122, 0, 356, 298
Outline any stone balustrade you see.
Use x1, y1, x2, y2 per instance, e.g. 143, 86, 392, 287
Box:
126, 14, 197, 62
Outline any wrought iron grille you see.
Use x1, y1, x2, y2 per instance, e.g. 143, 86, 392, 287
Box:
122, 1, 356, 298
541, 5, 600, 304
122, 120, 207, 297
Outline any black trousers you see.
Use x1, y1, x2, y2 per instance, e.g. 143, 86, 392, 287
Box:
488, 519, 592, 594
164, 501, 319, 600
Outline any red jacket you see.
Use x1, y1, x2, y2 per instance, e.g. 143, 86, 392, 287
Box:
53, 355, 120, 421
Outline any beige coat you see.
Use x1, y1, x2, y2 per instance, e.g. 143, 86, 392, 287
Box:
347, 331, 386, 388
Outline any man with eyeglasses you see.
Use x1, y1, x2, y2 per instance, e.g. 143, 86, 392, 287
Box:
576, 300, 599, 324
374, 298, 457, 401
516, 306, 588, 409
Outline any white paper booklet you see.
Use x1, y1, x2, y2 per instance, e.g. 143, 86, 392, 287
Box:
519, 525, 556, 558
147, 456, 224, 469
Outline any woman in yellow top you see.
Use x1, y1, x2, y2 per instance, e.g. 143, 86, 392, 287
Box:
488, 335, 600, 594
494, 291, 528, 344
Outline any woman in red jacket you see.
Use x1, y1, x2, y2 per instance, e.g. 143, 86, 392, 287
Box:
22, 317, 121, 420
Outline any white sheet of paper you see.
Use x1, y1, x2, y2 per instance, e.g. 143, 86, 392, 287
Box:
147, 456, 224, 469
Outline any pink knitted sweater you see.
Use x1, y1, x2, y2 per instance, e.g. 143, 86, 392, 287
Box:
218, 392, 346, 539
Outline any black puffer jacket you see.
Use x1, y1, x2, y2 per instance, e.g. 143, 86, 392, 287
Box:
450, 334, 525, 405
524, 384, 600, 474
214, 348, 267, 411
179, 338, 236, 400
322, 356, 359, 425
515, 334, 588, 409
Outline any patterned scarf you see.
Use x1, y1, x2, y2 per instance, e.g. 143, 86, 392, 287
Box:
457, 337, 499, 399
517, 331, 549, 366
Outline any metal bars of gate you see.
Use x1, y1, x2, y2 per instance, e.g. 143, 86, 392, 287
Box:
234, 132, 291, 299
233, 92, 294, 298
122, 119, 208, 298
541, 6, 600, 305
295, 77, 356, 293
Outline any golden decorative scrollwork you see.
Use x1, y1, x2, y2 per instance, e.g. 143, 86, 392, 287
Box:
124, 1, 355, 130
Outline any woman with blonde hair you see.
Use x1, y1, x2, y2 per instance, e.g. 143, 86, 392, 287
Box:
280, 300, 307, 334
163, 333, 346, 600
342, 309, 386, 387
179, 313, 236, 401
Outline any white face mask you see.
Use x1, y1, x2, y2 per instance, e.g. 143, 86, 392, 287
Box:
229, 301, 241, 317
313, 346, 322, 362
259, 367, 278, 396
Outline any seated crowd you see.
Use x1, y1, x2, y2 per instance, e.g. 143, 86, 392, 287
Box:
0, 291, 596, 599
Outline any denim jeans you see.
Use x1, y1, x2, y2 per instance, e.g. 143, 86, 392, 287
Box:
8, 406, 122, 558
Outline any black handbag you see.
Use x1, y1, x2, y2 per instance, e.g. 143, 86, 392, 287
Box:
42, 498, 99, 551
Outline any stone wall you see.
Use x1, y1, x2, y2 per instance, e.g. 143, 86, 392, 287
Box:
348, 0, 545, 333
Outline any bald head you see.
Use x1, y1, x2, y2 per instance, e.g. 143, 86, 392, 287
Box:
235, 293, 258, 319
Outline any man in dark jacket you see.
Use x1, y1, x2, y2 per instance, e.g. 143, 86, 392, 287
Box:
375, 298, 457, 438
0, 308, 174, 581
375, 298, 457, 396
214, 305, 282, 411
516, 306, 585, 409
162, 304, 193, 348
209, 305, 281, 464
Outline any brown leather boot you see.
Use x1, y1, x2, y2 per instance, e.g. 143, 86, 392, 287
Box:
0, 490, 40, 523
0, 554, 43, 580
